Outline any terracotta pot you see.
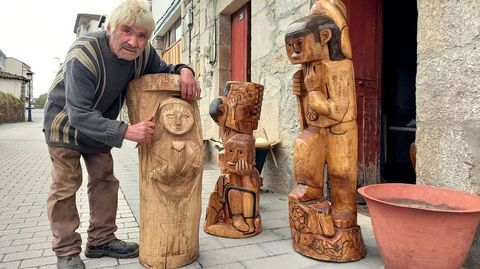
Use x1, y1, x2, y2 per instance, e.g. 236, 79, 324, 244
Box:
358, 183, 480, 269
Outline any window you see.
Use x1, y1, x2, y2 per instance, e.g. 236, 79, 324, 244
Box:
174, 20, 181, 43
161, 19, 182, 49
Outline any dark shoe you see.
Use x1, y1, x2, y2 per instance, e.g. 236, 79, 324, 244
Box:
57, 254, 85, 269
85, 239, 139, 259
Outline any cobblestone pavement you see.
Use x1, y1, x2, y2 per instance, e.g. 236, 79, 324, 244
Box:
0, 109, 383, 269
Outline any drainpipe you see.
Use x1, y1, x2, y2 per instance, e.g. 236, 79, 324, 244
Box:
186, 2, 194, 64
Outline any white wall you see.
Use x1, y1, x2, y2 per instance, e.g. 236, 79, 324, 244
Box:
0, 50, 6, 71
5, 58, 23, 77
0, 79, 24, 100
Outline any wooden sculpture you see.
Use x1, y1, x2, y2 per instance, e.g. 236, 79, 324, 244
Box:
204, 81, 264, 238
127, 74, 203, 268
284, 0, 366, 262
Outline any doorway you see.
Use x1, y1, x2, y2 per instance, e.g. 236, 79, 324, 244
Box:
380, 0, 418, 184
230, 2, 250, 81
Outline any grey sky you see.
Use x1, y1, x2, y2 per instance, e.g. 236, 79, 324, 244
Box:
0, 0, 120, 97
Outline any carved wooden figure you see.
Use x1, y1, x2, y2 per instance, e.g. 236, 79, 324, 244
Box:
209, 81, 264, 143
285, 0, 366, 262
127, 74, 203, 268
205, 81, 264, 238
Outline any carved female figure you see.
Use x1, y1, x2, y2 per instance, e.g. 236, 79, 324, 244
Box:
127, 74, 203, 269
140, 98, 202, 268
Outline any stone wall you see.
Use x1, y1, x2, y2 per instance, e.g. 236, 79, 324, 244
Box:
180, 0, 218, 159
180, 0, 310, 193
250, 0, 310, 194
416, 0, 480, 267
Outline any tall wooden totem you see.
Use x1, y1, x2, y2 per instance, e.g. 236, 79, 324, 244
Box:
127, 74, 203, 268
285, 0, 366, 262
204, 81, 264, 238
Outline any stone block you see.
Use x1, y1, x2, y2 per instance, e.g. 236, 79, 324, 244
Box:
0, 244, 28, 255
204, 262, 246, 269
3, 250, 42, 262
198, 244, 269, 267
0, 261, 21, 269
242, 253, 319, 269
254, 99, 280, 141
417, 0, 480, 54
251, 8, 274, 61
417, 40, 480, 122
259, 239, 292, 256
216, 230, 283, 248
83, 257, 118, 268
19, 256, 57, 268
416, 124, 480, 194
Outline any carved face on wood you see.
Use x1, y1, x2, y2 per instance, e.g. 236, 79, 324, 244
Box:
285, 32, 326, 64
285, 14, 344, 64
223, 82, 264, 133
224, 134, 255, 174
160, 100, 195, 136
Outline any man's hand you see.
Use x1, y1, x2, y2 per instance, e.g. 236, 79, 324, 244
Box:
179, 68, 201, 101
124, 120, 155, 144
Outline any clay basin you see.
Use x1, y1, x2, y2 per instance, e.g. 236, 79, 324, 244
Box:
358, 183, 480, 269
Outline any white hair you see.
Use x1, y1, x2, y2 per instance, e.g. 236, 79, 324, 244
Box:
106, 0, 155, 37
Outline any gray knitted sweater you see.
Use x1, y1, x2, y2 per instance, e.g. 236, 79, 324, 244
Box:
44, 31, 191, 153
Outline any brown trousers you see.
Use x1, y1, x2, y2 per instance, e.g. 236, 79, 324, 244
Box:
47, 146, 119, 256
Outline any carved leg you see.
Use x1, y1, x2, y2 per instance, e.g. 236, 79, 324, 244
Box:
242, 192, 257, 233
290, 127, 326, 202
205, 176, 228, 227
228, 189, 249, 232
205, 193, 222, 227
326, 123, 358, 228
242, 192, 254, 218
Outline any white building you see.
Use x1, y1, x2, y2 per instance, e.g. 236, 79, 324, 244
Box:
0, 50, 6, 71
73, 13, 105, 37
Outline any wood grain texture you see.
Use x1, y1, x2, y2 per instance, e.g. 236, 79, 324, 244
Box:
205, 81, 264, 238
285, 0, 365, 262
127, 74, 203, 268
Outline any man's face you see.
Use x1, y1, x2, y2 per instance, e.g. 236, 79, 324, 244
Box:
285, 32, 323, 64
108, 24, 149, 61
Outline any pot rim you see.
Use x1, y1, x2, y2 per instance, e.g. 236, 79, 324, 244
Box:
358, 183, 480, 213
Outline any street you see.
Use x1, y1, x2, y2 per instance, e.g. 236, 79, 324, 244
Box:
0, 110, 382, 269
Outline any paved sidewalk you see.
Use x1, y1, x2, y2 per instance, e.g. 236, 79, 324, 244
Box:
0, 110, 383, 269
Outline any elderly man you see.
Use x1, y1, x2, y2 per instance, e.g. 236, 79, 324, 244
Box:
43, 0, 200, 268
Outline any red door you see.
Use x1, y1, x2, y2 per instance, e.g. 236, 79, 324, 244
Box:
344, 0, 383, 186
231, 3, 249, 81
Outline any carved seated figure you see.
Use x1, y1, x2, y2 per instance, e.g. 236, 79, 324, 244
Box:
204, 134, 262, 238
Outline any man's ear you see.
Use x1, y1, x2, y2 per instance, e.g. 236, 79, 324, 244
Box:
319, 29, 332, 46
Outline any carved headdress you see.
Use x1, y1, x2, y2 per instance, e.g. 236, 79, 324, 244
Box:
310, 0, 352, 59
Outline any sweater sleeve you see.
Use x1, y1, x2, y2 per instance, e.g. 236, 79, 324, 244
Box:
144, 46, 195, 76
64, 58, 128, 148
